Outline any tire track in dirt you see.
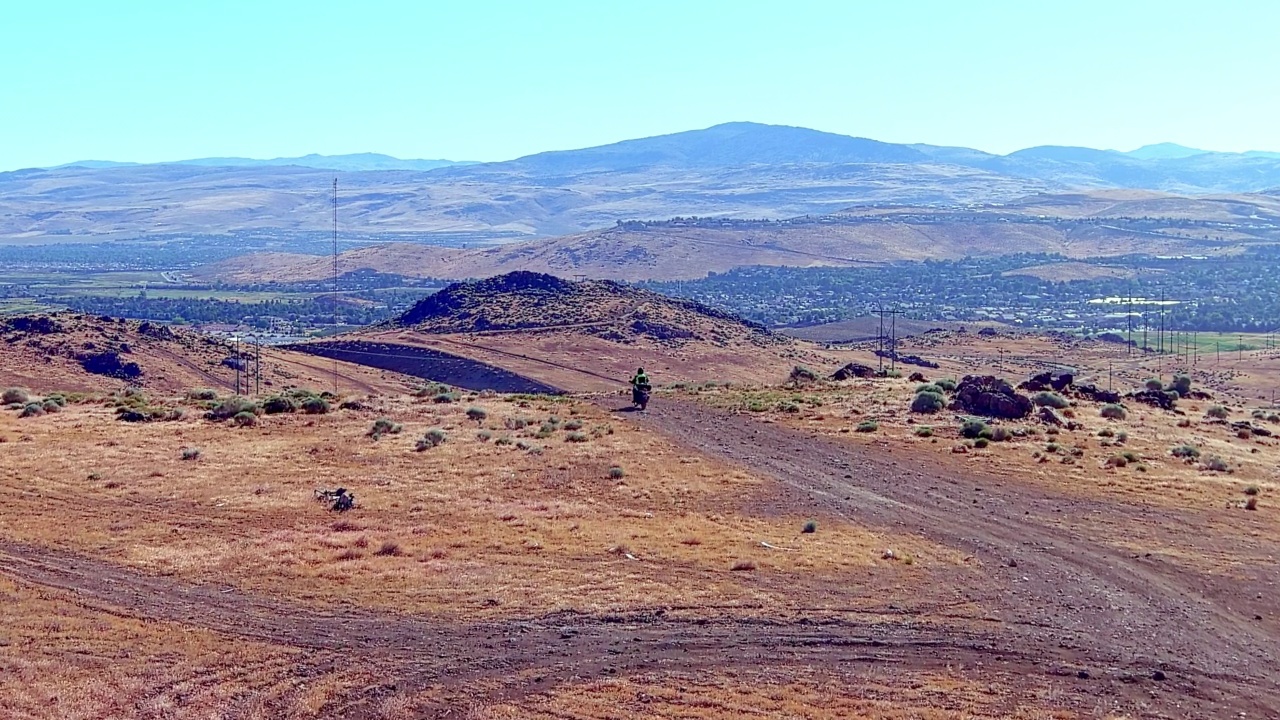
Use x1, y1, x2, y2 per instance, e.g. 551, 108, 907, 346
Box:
3, 400, 1277, 717
627, 398, 1280, 716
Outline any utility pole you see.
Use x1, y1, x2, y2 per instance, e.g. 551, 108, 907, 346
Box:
332, 178, 339, 396
877, 306, 885, 373
1127, 289, 1133, 355
1158, 288, 1165, 355
890, 310, 897, 373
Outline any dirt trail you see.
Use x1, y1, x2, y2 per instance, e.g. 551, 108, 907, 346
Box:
633, 399, 1280, 715
2, 399, 1277, 717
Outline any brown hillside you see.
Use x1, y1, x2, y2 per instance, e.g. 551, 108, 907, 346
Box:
195, 190, 1280, 283
0, 313, 412, 395
291, 272, 848, 391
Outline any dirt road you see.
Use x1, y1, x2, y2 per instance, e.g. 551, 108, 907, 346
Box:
3, 398, 1277, 717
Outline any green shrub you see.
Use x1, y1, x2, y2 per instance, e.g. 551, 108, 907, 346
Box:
1045, 442, 1060, 453
1100, 404, 1127, 420
935, 378, 958, 392
564, 419, 584, 430
1269, 414, 1280, 423
466, 407, 488, 424
989, 426, 1013, 442
432, 392, 459, 404
914, 426, 934, 438
504, 416, 532, 430
747, 400, 769, 412
301, 397, 330, 415
416, 429, 447, 451
414, 383, 451, 398
477, 430, 492, 442
910, 391, 946, 414
41, 399, 62, 413
566, 431, 589, 442
1145, 378, 1164, 392
262, 395, 297, 414
1169, 374, 1192, 397
2, 388, 30, 405
232, 411, 257, 427
20, 402, 45, 418
207, 397, 258, 421
1204, 455, 1229, 472
789, 365, 819, 384
777, 401, 801, 413
973, 437, 990, 448
802, 520, 817, 534
1032, 391, 1069, 409
1106, 454, 1128, 468
494, 435, 513, 446
368, 418, 402, 437
1116, 431, 1128, 443
186, 388, 218, 401
43, 394, 67, 407
855, 420, 878, 433
1244, 485, 1260, 496
181, 447, 201, 461
1206, 405, 1229, 420
915, 383, 943, 395
961, 419, 988, 439
1097, 428, 1115, 438
1171, 444, 1201, 459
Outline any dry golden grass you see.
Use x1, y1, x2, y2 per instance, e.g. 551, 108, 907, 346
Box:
676, 367, 1280, 580
0, 574, 380, 719
468, 668, 1087, 719
0, 391, 958, 619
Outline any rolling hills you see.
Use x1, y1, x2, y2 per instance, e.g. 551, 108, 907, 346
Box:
287, 271, 834, 391
7, 122, 1280, 242
197, 189, 1280, 283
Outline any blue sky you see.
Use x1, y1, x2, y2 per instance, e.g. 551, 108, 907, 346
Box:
3, 1, 1278, 169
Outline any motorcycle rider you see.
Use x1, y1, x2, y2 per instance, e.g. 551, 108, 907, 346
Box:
630, 367, 651, 405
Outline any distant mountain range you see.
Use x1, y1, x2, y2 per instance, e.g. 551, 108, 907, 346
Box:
51, 153, 475, 173
5, 122, 1280, 241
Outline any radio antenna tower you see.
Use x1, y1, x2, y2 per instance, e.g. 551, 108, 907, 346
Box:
332, 178, 339, 395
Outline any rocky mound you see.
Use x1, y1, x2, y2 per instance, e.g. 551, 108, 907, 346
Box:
952, 375, 1033, 419
391, 271, 780, 349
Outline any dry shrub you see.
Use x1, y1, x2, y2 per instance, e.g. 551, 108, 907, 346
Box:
730, 560, 757, 571
336, 549, 363, 561
374, 541, 404, 557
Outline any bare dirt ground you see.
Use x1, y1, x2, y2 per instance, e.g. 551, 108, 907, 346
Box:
3, 385, 1277, 717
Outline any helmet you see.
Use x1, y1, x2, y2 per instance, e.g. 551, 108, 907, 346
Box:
637, 367, 645, 373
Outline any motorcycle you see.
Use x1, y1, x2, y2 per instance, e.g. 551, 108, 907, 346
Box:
631, 382, 652, 411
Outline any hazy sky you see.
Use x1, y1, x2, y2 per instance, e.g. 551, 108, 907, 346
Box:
4, 1, 1279, 170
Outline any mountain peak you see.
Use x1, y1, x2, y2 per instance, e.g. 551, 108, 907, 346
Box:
1125, 143, 1210, 160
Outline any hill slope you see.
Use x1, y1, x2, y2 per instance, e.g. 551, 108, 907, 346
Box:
299, 271, 840, 391
0, 313, 411, 395
198, 190, 1280, 283
12, 123, 1280, 242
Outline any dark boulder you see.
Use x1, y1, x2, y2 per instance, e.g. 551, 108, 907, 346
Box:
79, 351, 142, 380
830, 363, 876, 381
1020, 371, 1074, 392
952, 375, 1033, 419
1073, 383, 1122, 404
1130, 389, 1178, 410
